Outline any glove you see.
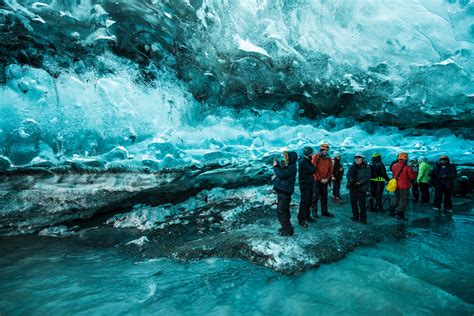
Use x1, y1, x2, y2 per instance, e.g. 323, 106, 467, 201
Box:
347, 181, 356, 190
320, 179, 329, 184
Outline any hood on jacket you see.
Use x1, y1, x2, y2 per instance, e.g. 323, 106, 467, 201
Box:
283, 151, 298, 164
371, 156, 382, 163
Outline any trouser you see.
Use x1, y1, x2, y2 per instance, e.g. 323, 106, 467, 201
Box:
412, 181, 419, 201
332, 179, 341, 198
434, 184, 453, 210
298, 183, 313, 221
419, 182, 430, 203
390, 189, 409, 216
277, 193, 293, 232
369, 181, 385, 211
312, 181, 328, 216
350, 189, 367, 220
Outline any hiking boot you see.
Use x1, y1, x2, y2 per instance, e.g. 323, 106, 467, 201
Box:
432, 207, 440, 211
350, 216, 359, 221
306, 217, 317, 223
278, 228, 294, 236
322, 212, 335, 218
298, 220, 309, 228
389, 207, 396, 216
360, 218, 367, 224
445, 209, 453, 213
395, 212, 407, 221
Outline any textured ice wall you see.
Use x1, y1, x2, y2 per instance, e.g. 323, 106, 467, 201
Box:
1, 0, 473, 127
0, 0, 473, 167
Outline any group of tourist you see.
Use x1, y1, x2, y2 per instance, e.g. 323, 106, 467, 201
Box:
272, 144, 458, 236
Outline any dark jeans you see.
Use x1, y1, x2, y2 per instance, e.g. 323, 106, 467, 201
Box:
350, 189, 367, 220
419, 182, 430, 203
312, 181, 328, 216
298, 183, 313, 221
434, 184, 453, 210
369, 181, 385, 211
412, 181, 419, 201
277, 193, 293, 232
332, 179, 341, 198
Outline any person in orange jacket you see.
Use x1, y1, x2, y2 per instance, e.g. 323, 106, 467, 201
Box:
311, 143, 335, 218
389, 152, 416, 220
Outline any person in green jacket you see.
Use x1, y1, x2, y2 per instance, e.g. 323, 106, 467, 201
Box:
417, 156, 433, 204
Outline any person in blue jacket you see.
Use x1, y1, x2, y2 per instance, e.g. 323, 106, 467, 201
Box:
273, 151, 298, 236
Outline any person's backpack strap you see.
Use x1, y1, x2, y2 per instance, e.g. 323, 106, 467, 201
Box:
395, 164, 405, 179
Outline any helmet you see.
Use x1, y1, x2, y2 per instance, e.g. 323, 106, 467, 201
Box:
372, 152, 382, 158
354, 152, 365, 159
303, 146, 313, 156
320, 143, 330, 150
398, 152, 408, 160
439, 155, 449, 160
333, 151, 341, 157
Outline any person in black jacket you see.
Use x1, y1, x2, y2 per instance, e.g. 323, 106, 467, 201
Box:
368, 153, 389, 212
431, 155, 457, 213
273, 151, 298, 236
347, 153, 371, 224
298, 147, 317, 228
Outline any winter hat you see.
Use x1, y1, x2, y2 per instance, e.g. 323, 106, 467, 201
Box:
398, 152, 408, 160
303, 146, 314, 156
372, 152, 382, 158
320, 143, 330, 150
354, 153, 365, 159
439, 155, 449, 161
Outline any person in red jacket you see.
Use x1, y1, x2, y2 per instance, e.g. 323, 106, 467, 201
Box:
311, 143, 335, 218
389, 152, 416, 220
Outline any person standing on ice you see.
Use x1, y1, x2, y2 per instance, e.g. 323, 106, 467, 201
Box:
417, 156, 433, 204
409, 157, 420, 202
431, 155, 457, 213
331, 151, 344, 203
298, 146, 317, 228
347, 153, 371, 224
311, 143, 334, 218
389, 152, 416, 220
273, 151, 298, 236
368, 153, 389, 212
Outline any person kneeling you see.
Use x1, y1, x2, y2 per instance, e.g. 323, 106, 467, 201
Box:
347, 153, 371, 224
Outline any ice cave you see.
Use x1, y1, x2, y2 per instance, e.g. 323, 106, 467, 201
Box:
0, 0, 473, 314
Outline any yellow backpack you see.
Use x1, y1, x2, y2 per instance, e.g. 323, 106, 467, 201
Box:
386, 179, 397, 192
386, 165, 405, 193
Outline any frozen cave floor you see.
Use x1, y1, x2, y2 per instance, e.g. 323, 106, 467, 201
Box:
118, 194, 472, 274
59, 188, 473, 275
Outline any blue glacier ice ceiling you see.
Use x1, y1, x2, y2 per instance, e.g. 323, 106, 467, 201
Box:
0, 0, 473, 166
